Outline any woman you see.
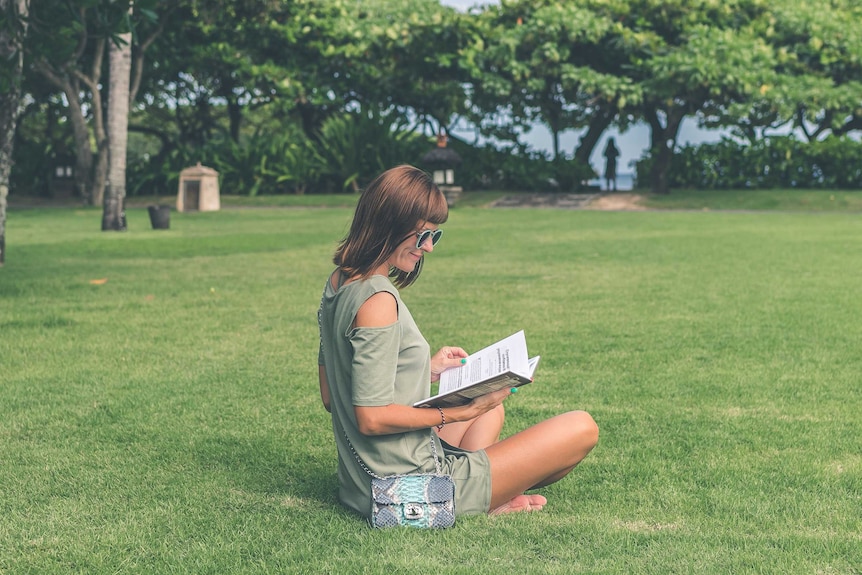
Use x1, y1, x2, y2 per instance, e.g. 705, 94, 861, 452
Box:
603, 138, 620, 191
317, 165, 598, 520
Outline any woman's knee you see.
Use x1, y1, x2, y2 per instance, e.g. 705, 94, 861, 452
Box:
561, 410, 599, 450
493, 403, 505, 423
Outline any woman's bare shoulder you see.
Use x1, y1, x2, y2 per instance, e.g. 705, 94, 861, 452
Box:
355, 291, 397, 328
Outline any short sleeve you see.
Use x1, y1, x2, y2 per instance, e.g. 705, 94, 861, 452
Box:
349, 323, 399, 406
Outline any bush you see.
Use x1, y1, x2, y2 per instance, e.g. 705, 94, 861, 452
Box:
125, 109, 432, 196
450, 139, 596, 192
635, 136, 862, 190
315, 109, 429, 192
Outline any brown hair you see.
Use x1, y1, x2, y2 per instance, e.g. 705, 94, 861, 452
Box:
333, 165, 448, 288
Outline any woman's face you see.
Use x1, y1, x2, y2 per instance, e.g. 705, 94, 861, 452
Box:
386, 221, 441, 273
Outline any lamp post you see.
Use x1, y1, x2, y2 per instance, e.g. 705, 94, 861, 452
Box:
421, 132, 462, 206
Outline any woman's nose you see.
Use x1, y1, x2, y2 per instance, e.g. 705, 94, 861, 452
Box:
420, 237, 434, 252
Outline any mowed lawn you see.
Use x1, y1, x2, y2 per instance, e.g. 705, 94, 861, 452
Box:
1, 203, 860, 574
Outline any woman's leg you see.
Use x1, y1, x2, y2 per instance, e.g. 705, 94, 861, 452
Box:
485, 410, 598, 511
437, 405, 505, 451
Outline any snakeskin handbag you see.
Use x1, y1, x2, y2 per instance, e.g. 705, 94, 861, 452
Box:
346, 431, 455, 528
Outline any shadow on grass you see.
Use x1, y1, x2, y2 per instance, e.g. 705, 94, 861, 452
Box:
191, 433, 340, 512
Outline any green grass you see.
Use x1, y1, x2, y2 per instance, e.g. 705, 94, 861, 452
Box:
2, 204, 861, 574
145, 187, 862, 211
16, 187, 862, 212
639, 188, 862, 212
122, 190, 504, 209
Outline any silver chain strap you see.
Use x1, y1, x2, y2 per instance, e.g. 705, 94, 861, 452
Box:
322, 291, 445, 479
341, 425, 444, 480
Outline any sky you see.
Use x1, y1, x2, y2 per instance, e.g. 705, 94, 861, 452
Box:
439, 0, 493, 11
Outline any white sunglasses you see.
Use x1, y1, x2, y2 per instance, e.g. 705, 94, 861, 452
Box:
414, 229, 443, 249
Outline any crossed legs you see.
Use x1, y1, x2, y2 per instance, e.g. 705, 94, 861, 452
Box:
437, 405, 599, 514
436, 404, 505, 451
485, 410, 598, 511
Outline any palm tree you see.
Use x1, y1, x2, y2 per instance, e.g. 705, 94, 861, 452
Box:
0, 0, 29, 263
103, 8, 132, 231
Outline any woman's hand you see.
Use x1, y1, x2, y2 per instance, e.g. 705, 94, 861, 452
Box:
430, 346, 469, 382
463, 388, 511, 416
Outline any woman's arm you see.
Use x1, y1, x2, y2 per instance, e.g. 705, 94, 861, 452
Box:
354, 388, 510, 436
351, 290, 511, 435
319, 365, 331, 412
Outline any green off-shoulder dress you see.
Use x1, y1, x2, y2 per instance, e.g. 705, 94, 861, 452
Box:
318, 272, 492, 519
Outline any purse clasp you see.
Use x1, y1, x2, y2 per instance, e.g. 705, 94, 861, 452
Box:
404, 503, 424, 520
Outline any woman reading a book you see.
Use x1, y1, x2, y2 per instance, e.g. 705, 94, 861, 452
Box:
317, 164, 598, 520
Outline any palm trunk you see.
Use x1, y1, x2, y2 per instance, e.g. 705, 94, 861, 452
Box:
103, 19, 133, 231
0, 0, 29, 266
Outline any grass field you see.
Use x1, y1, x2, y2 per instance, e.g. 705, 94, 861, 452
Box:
1, 200, 861, 574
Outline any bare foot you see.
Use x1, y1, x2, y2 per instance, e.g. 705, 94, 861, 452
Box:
489, 494, 548, 516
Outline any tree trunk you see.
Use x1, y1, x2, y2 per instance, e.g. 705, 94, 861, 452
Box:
645, 107, 685, 195
69, 83, 95, 203
103, 21, 133, 232
32, 17, 106, 205
88, 37, 108, 207
128, 6, 171, 106
551, 126, 560, 161
573, 108, 615, 165
0, 0, 29, 266
227, 97, 243, 143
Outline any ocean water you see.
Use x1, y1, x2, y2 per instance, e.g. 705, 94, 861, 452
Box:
586, 173, 635, 191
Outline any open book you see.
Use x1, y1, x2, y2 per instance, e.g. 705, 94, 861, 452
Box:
413, 331, 540, 408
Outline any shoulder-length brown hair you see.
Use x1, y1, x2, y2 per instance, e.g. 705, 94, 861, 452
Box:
333, 165, 448, 288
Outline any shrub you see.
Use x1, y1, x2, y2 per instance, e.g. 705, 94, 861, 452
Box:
450, 139, 596, 192
636, 136, 862, 190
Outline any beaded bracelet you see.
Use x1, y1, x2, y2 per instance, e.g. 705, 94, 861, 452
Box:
435, 407, 446, 432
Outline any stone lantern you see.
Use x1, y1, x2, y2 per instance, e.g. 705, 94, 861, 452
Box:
422, 132, 462, 206
177, 162, 220, 212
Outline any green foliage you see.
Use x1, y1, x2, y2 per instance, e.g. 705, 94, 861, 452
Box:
315, 108, 428, 192
740, 0, 862, 140
450, 138, 595, 192
9, 0, 862, 200
635, 135, 862, 190
120, 107, 431, 197
466, 1, 638, 159
10, 99, 79, 198
0, 0, 27, 93
206, 132, 326, 196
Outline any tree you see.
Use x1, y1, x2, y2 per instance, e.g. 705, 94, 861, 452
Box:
103, 5, 132, 231
468, 2, 634, 161
339, 0, 472, 137
25, 0, 162, 206
28, 2, 108, 205
727, 0, 862, 143
593, 0, 775, 193
457, 0, 641, 192
127, 0, 470, 192
641, 24, 775, 193
0, 0, 29, 265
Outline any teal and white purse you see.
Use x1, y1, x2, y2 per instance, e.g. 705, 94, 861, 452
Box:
345, 431, 455, 529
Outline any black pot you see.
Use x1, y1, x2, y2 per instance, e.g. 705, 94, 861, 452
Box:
148, 205, 171, 229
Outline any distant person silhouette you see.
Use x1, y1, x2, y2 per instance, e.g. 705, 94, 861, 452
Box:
603, 138, 620, 191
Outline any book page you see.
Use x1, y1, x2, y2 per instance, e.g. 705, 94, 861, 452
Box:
413, 355, 539, 408
438, 331, 530, 394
